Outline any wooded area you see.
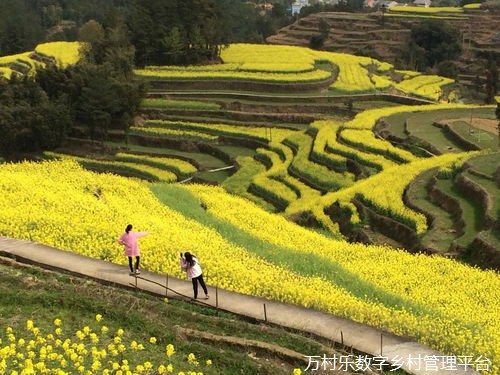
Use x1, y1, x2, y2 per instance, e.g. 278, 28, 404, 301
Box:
0, 0, 294, 157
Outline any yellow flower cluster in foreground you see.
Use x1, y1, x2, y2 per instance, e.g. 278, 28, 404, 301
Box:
0, 315, 211, 374
0, 159, 498, 375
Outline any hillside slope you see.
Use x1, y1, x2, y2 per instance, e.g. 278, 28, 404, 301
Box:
0, 159, 498, 374
267, 11, 500, 96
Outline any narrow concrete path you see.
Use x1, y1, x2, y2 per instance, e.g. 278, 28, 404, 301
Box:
0, 237, 478, 375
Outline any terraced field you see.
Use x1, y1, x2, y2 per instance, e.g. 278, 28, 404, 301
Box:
1, 43, 499, 374
51, 43, 498, 269
0, 41, 82, 78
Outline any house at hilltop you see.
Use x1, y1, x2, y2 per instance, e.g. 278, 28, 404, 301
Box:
365, 0, 399, 9
291, 0, 309, 14
413, 0, 432, 7
291, 0, 340, 14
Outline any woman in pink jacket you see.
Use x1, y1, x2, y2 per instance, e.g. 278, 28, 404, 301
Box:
180, 252, 209, 300
118, 224, 148, 276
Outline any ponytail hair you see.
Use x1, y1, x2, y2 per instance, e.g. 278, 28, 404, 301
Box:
125, 224, 133, 233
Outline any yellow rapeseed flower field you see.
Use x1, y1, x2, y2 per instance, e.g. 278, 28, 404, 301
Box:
132, 43, 464, 100
188, 184, 500, 373
390, 6, 464, 13
35, 41, 84, 68
0, 159, 498, 374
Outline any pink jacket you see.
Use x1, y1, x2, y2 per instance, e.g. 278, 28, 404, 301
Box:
118, 231, 148, 257
180, 257, 202, 279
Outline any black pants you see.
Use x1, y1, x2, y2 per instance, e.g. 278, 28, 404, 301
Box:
192, 274, 208, 299
128, 256, 140, 272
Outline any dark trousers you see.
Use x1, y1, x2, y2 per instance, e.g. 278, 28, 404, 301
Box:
192, 274, 208, 299
128, 256, 140, 272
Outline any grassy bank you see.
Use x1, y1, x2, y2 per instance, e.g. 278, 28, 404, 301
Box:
0, 259, 337, 375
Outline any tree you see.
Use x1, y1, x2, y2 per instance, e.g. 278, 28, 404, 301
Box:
496, 98, 500, 147
403, 20, 462, 71
73, 65, 119, 140
0, 76, 70, 157
38, 20, 145, 144
127, 0, 227, 66
0, 0, 45, 55
162, 27, 186, 65
309, 18, 330, 50
437, 60, 459, 79
78, 20, 105, 45
485, 58, 498, 104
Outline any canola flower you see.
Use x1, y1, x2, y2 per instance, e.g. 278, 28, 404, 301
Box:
223, 44, 396, 95
0, 317, 212, 374
131, 126, 218, 141
390, 6, 464, 13
114, 153, 198, 176
14, 41, 443, 103
395, 70, 421, 78
141, 98, 220, 111
302, 50, 394, 94
344, 103, 493, 130
4, 159, 500, 374
384, 13, 467, 20
35, 41, 84, 68
395, 74, 455, 100
463, 2, 481, 8
310, 120, 397, 171
144, 119, 296, 143
0, 51, 44, 76
284, 132, 355, 191
47, 152, 179, 183
338, 128, 418, 163
0, 159, 403, 326
221, 43, 319, 67
187, 183, 500, 374
252, 146, 299, 209
371, 74, 393, 90
238, 62, 315, 73
0, 42, 83, 80
312, 152, 477, 234
222, 155, 272, 209
0, 66, 14, 79
250, 142, 322, 212
134, 67, 331, 83
133, 43, 465, 100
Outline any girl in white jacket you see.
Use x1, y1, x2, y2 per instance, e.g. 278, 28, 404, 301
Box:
180, 252, 209, 300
